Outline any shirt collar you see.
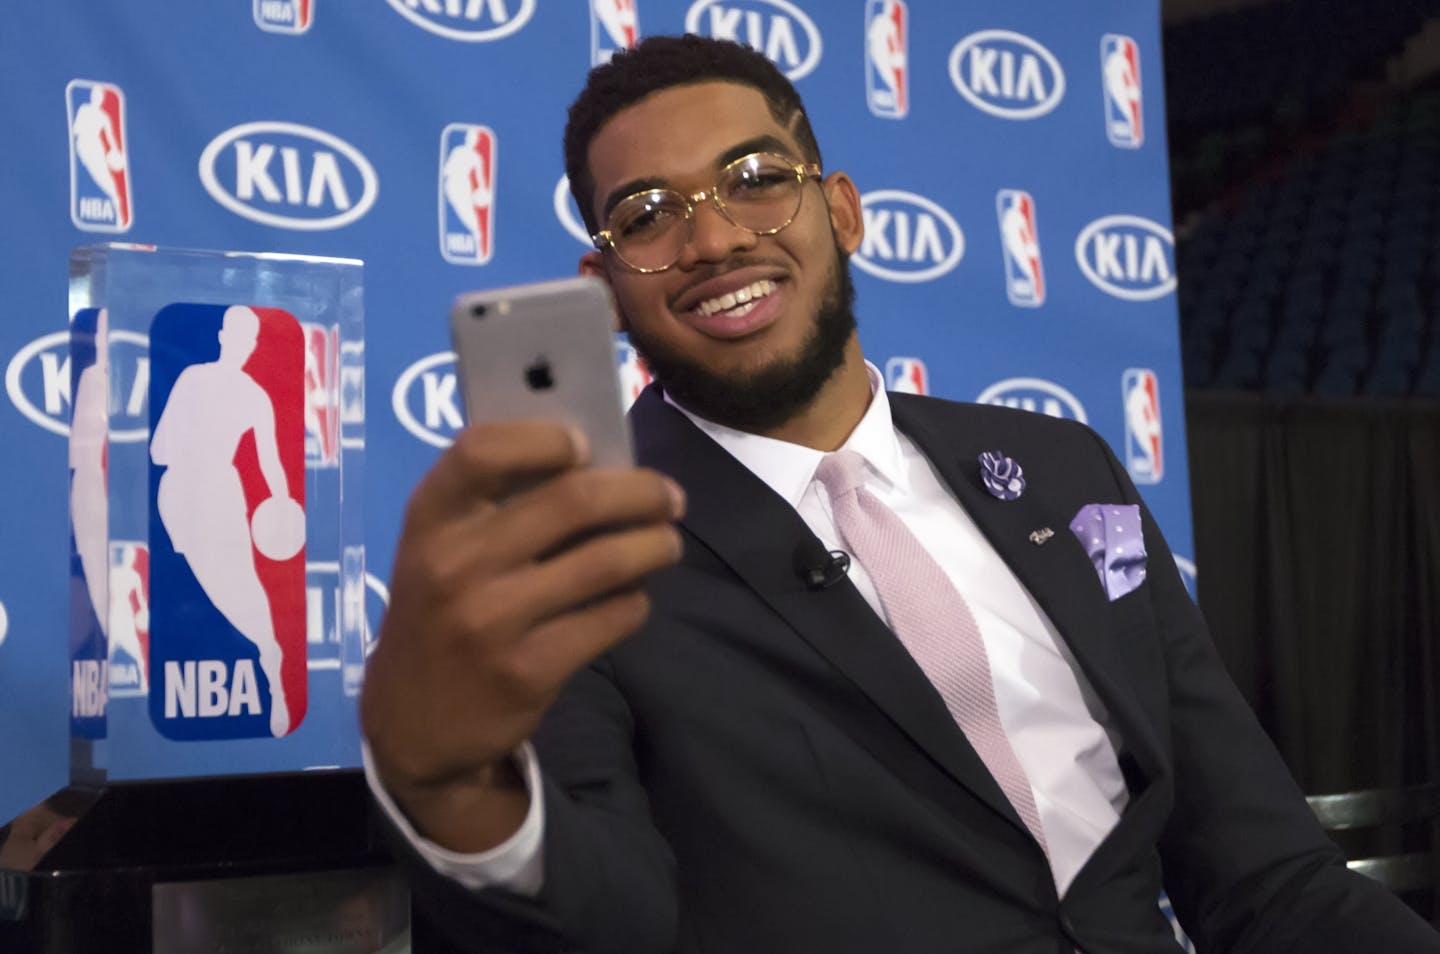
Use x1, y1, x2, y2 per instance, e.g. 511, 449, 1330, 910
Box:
663, 362, 909, 507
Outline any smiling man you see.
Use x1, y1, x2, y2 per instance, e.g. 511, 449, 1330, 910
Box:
360, 36, 1438, 954
574, 77, 867, 444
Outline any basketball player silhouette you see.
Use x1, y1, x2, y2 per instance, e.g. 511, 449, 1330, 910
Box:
151, 305, 302, 736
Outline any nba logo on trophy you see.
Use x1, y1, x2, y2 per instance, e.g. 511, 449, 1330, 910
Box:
66, 80, 133, 233
1122, 368, 1163, 483
69, 307, 111, 737
885, 357, 928, 395
108, 542, 151, 696
440, 124, 497, 265
865, 0, 908, 119
591, 0, 639, 66
1102, 34, 1144, 148
148, 304, 308, 739
996, 189, 1045, 307
303, 323, 339, 467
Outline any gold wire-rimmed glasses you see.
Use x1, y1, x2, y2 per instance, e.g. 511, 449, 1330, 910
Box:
591, 151, 823, 273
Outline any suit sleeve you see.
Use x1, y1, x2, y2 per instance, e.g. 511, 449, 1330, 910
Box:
381, 655, 678, 954
1080, 427, 1439, 953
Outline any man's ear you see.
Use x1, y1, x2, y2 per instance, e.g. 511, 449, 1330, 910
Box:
579, 250, 605, 278
822, 171, 864, 256
579, 252, 627, 332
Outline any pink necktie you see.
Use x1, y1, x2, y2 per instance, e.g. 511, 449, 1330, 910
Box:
815, 450, 1049, 854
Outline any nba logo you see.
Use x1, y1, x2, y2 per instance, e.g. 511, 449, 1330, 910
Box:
253, 0, 313, 33
885, 357, 928, 395
996, 189, 1045, 307
148, 304, 308, 739
66, 80, 133, 233
303, 323, 339, 467
108, 542, 151, 695
591, 0, 639, 66
1102, 34, 1143, 148
1122, 368, 1163, 483
865, 0, 908, 119
69, 307, 110, 737
616, 339, 652, 411
440, 124, 496, 266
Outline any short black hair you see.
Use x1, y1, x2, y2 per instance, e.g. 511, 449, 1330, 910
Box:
564, 34, 823, 236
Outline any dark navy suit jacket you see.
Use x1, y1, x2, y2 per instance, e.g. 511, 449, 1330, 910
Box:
397, 387, 1438, 954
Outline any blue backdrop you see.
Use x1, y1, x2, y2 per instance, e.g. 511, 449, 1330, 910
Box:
0, 0, 1191, 824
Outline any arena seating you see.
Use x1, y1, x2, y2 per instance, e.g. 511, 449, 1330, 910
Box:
1167, 0, 1440, 395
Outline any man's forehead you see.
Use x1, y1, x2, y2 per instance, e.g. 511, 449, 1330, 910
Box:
586, 81, 800, 186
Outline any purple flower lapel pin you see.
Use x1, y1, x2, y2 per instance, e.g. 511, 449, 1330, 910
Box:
978, 451, 1025, 501
1069, 503, 1148, 601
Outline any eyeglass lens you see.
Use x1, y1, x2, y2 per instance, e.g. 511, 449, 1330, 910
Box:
606, 153, 806, 271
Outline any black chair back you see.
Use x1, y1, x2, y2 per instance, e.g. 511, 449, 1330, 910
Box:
1307, 783, 1440, 921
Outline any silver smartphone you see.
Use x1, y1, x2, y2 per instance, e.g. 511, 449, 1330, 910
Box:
449, 276, 634, 469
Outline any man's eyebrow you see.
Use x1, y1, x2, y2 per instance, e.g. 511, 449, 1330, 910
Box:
598, 134, 805, 225
717, 134, 798, 167
601, 175, 670, 224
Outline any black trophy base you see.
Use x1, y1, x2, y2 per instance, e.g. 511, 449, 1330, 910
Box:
0, 770, 409, 953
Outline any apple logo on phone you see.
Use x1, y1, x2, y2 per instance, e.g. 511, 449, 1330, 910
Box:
525, 356, 555, 391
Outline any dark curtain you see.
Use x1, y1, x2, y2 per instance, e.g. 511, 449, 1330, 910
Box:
1185, 392, 1440, 795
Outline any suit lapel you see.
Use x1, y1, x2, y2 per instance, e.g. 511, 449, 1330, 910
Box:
631, 389, 1031, 837
889, 394, 1166, 786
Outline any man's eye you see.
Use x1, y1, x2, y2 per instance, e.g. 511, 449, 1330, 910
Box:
617, 203, 681, 238
729, 170, 792, 197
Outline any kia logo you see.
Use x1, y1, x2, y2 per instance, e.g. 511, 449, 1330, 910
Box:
949, 29, 1066, 120
853, 189, 965, 283
685, 0, 823, 80
6, 329, 151, 441
553, 175, 593, 248
1074, 214, 1176, 301
385, 0, 536, 42
975, 377, 1088, 422
1173, 555, 1198, 601
198, 122, 379, 231
392, 351, 461, 448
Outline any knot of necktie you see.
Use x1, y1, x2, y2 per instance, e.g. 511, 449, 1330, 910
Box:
815, 449, 868, 500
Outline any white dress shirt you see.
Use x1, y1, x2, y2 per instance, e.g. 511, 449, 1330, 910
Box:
364, 364, 1130, 898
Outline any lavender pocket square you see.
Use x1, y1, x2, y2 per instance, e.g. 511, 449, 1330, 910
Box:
1069, 503, 1147, 601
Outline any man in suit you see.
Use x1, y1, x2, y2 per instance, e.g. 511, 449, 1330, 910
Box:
361, 36, 1439, 952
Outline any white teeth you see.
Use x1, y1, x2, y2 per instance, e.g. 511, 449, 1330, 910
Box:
695, 279, 776, 317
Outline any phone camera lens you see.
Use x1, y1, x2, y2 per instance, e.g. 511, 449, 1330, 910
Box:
471, 303, 488, 318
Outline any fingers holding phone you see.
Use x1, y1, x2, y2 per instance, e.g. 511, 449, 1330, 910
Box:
365, 423, 681, 753
361, 279, 679, 851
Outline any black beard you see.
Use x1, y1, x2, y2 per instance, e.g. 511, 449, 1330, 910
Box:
626, 249, 857, 433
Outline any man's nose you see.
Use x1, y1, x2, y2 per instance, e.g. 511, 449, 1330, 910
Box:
673, 195, 757, 268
